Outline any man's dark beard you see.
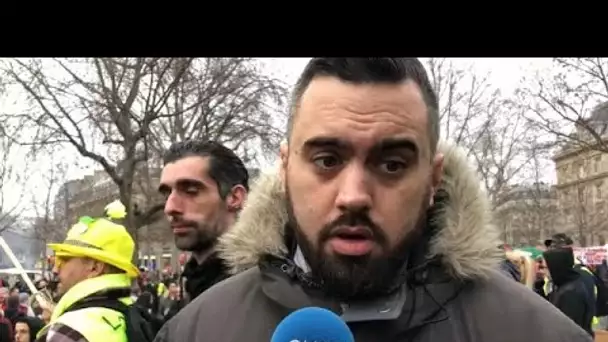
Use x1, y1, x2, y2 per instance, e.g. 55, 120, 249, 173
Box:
171, 218, 220, 253
286, 188, 429, 301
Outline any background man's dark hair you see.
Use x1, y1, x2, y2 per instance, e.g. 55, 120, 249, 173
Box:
288, 58, 440, 153
544, 233, 574, 249
163, 140, 249, 198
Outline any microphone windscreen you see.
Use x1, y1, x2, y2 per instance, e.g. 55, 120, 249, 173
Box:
270, 307, 355, 342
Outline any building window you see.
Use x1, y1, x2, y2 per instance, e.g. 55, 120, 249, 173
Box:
595, 156, 601, 173
563, 208, 572, 224
578, 162, 585, 179
598, 182, 603, 200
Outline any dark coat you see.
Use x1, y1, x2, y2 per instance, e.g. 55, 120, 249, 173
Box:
545, 248, 595, 336
154, 143, 592, 342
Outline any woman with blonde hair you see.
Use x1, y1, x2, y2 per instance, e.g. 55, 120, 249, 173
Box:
505, 249, 538, 289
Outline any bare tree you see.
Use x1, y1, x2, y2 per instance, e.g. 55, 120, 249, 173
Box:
494, 143, 559, 246
426, 58, 537, 206
0, 120, 26, 233
470, 99, 541, 207
30, 149, 68, 244
0, 58, 287, 245
517, 58, 608, 152
146, 58, 286, 166
425, 58, 496, 153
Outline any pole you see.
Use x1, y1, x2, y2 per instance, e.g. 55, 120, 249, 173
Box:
0, 236, 37, 294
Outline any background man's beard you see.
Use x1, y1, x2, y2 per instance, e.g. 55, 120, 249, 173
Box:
286, 188, 430, 301
174, 224, 221, 252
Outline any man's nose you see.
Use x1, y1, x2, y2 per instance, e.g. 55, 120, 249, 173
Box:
164, 191, 183, 216
335, 163, 372, 212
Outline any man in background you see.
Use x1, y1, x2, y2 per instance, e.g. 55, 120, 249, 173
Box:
545, 233, 604, 327
159, 140, 248, 305
37, 206, 141, 342
544, 247, 595, 336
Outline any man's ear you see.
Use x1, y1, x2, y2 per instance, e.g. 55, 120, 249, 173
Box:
88, 259, 106, 278
279, 143, 289, 192
430, 153, 444, 206
226, 185, 248, 212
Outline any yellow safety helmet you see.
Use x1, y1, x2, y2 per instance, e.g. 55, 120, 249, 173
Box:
47, 200, 139, 278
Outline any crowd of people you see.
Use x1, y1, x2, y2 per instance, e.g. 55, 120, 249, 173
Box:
500, 233, 608, 337
0, 279, 49, 342
2, 58, 601, 342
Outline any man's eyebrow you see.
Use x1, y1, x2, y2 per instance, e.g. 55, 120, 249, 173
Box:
158, 183, 169, 193
157, 179, 205, 192
303, 137, 350, 149
374, 138, 418, 154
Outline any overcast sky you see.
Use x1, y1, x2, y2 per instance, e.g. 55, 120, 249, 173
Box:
1, 58, 556, 217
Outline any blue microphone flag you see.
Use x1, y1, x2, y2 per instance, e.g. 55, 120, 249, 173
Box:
270, 307, 355, 342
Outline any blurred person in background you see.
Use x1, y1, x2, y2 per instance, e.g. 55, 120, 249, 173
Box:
598, 260, 608, 285
0, 308, 13, 342
34, 280, 47, 292
19, 293, 35, 317
597, 260, 608, 329
545, 233, 605, 328
5, 295, 27, 324
159, 140, 249, 306
0, 287, 8, 311
544, 247, 594, 337
498, 244, 521, 282
136, 268, 161, 319
13, 280, 30, 295
534, 257, 550, 297
159, 282, 180, 320
14, 316, 45, 342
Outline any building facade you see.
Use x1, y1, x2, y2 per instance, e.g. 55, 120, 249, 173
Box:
494, 183, 559, 247
552, 103, 608, 246
0, 216, 42, 269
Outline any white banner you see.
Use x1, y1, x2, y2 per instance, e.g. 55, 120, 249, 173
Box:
573, 245, 608, 265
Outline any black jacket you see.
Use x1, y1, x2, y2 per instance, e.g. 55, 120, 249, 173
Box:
596, 262, 608, 285
164, 253, 230, 322
181, 253, 230, 301
544, 248, 594, 336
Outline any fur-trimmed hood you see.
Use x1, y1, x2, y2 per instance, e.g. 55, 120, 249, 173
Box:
218, 142, 502, 280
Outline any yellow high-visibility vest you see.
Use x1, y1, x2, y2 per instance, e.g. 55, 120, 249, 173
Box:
37, 274, 132, 342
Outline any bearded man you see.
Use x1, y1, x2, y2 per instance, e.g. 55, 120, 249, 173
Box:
154, 58, 592, 341
159, 140, 249, 304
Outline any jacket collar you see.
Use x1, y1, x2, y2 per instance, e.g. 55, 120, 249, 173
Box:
51, 273, 132, 321
219, 142, 502, 281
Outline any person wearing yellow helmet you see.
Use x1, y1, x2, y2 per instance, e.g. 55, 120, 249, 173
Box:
36, 201, 144, 342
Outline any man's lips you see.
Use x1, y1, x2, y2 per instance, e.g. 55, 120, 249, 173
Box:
172, 226, 194, 234
327, 226, 375, 256
330, 226, 374, 240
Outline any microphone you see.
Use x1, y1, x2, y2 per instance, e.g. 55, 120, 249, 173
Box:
270, 307, 355, 342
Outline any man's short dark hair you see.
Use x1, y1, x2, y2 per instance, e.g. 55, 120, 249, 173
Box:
288, 58, 440, 153
163, 140, 249, 198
